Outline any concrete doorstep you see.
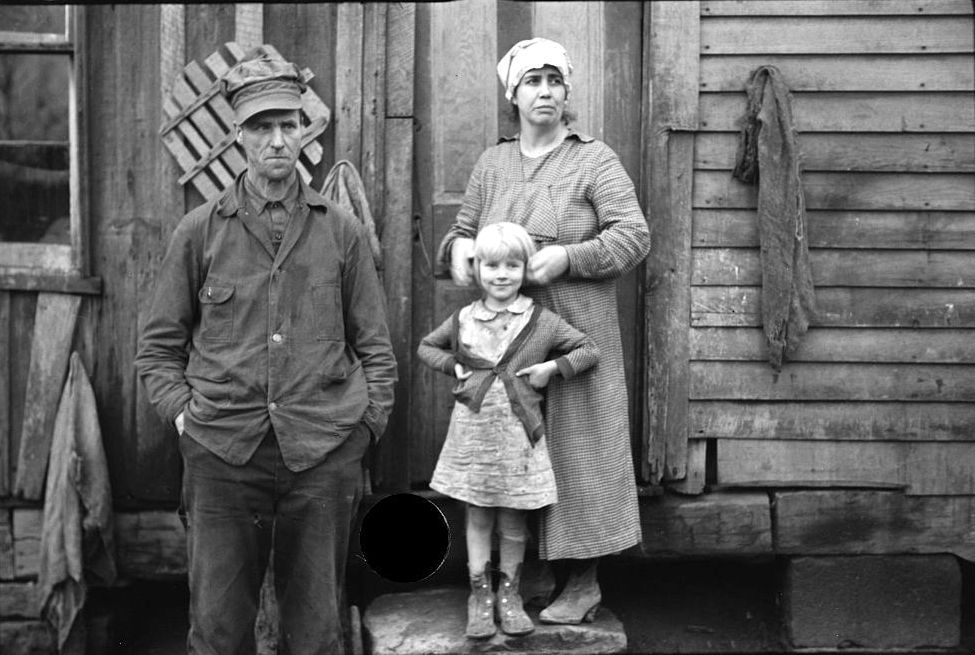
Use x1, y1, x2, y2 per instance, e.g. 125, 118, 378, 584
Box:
362, 586, 627, 655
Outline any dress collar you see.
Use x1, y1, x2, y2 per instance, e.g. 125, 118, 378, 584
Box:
471, 294, 534, 321
498, 127, 595, 145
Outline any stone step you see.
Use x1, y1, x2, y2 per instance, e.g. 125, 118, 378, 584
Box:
363, 586, 627, 655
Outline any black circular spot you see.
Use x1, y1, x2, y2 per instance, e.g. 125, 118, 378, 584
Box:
359, 493, 450, 583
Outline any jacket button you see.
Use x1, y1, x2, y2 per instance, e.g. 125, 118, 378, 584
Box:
269, 402, 278, 411
271, 333, 283, 343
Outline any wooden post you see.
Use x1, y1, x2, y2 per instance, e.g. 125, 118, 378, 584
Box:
0, 292, 9, 496
643, 1, 700, 487
379, 4, 415, 491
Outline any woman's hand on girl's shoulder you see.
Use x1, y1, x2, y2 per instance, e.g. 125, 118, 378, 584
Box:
449, 238, 476, 287
454, 363, 473, 380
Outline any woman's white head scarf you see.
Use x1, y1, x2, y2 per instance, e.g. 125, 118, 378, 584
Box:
496, 37, 573, 102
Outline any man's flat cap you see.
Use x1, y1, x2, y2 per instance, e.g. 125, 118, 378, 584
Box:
221, 53, 307, 124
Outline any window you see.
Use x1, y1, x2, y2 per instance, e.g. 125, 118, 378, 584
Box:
0, 5, 86, 277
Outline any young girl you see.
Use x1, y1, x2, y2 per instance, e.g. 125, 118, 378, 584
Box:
417, 222, 599, 639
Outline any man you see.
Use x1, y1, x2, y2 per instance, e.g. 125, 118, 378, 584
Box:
136, 53, 397, 654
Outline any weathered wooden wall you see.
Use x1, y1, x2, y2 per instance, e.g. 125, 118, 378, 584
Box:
681, 0, 975, 545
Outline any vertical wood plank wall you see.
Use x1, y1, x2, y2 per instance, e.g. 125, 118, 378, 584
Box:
411, 0, 647, 486
0, 3, 416, 504
690, 1, 975, 495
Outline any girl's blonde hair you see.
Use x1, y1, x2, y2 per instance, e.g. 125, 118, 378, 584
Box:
474, 222, 537, 264
472, 222, 537, 287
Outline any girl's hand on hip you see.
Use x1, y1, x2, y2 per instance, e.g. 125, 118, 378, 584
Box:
450, 238, 476, 287
515, 361, 558, 389
454, 363, 473, 380
526, 245, 569, 285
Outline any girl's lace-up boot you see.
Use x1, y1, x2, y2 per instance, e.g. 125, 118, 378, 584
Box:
496, 564, 534, 635
465, 563, 496, 639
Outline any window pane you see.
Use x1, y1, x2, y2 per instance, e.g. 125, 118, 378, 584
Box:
0, 53, 70, 245
0, 6, 66, 35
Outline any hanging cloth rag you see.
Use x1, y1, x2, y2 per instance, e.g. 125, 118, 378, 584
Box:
732, 65, 817, 370
321, 159, 384, 272
37, 352, 117, 654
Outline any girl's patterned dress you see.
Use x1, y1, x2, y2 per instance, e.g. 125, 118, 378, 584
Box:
429, 295, 558, 510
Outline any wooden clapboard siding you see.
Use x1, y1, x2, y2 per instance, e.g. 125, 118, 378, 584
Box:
695, 134, 975, 173
701, 54, 975, 92
717, 440, 975, 495
700, 93, 974, 132
692, 362, 975, 402
690, 2, 974, 504
701, 0, 974, 16
700, 16, 973, 54
695, 171, 974, 211
774, 490, 975, 560
691, 401, 975, 441
692, 287, 975, 327
693, 249, 974, 287
691, 328, 974, 363
695, 210, 975, 249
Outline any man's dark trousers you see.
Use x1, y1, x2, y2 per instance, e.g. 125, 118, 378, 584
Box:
179, 425, 369, 654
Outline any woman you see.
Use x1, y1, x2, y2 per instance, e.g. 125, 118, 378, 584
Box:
436, 37, 650, 624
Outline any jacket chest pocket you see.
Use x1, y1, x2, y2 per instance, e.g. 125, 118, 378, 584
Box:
198, 282, 235, 341
310, 282, 344, 341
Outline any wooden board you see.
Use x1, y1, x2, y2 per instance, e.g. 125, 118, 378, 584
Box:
385, 117, 414, 488
691, 401, 975, 442
644, 1, 700, 485
385, 3, 415, 118
0, 581, 39, 618
12, 509, 40, 578
692, 249, 975, 288
701, 0, 975, 16
695, 133, 975, 173
691, 327, 974, 363
774, 490, 975, 560
0, 292, 9, 496
694, 171, 975, 212
14, 293, 81, 500
639, 491, 771, 556
693, 209, 975, 249
88, 6, 179, 503
717, 439, 975, 495
334, 2, 365, 165
666, 438, 707, 495
603, 1, 646, 483
0, 510, 13, 580
691, 361, 975, 401
699, 92, 975, 132
691, 286, 975, 328
700, 16, 973, 55
700, 54, 975, 92
429, 0, 497, 205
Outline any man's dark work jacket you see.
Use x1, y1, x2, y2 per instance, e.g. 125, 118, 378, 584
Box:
136, 173, 397, 472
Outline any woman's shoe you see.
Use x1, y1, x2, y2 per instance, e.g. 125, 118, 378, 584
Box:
538, 560, 601, 625
496, 565, 534, 636
465, 564, 497, 639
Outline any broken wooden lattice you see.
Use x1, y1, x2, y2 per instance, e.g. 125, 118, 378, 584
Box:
159, 42, 331, 200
